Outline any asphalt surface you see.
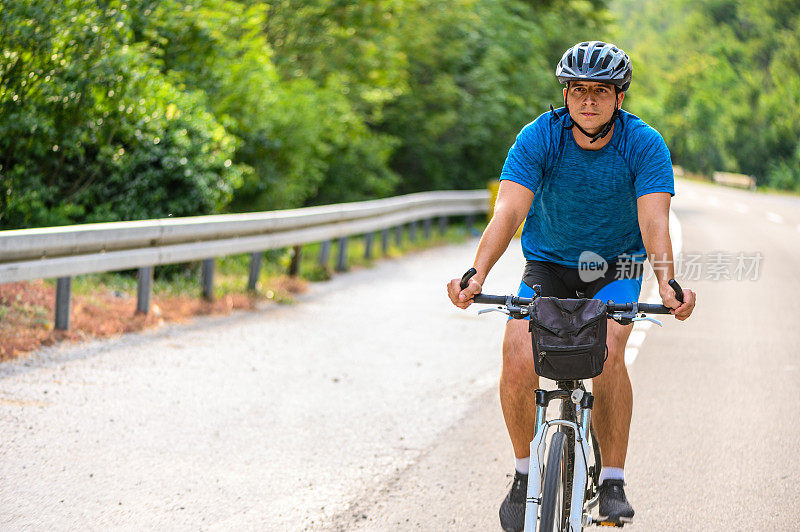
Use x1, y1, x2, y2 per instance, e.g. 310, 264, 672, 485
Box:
0, 227, 522, 531
1, 178, 799, 530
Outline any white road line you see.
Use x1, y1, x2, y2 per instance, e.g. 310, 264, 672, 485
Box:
628, 330, 647, 348
647, 283, 660, 303
627, 208, 682, 366
707, 196, 720, 207
624, 347, 639, 366
645, 293, 662, 304
766, 212, 784, 224
734, 202, 749, 214
669, 207, 682, 260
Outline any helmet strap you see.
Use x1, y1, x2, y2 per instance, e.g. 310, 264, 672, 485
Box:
563, 89, 620, 144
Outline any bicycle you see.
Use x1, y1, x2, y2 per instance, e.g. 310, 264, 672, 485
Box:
459, 270, 684, 531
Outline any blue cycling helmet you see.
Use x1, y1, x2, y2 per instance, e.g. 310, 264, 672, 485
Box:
556, 41, 632, 92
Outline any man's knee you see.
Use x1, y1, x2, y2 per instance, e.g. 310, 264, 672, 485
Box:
605, 323, 633, 366
502, 321, 537, 390
603, 343, 627, 373
594, 323, 632, 385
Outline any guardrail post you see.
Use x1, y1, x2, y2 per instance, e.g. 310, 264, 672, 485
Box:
54, 277, 72, 330
381, 229, 389, 254
202, 259, 214, 301
409, 221, 418, 243
364, 233, 374, 260
394, 225, 403, 247
423, 218, 432, 239
319, 240, 331, 268
336, 237, 349, 272
248, 252, 263, 291
438, 216, 448, 235
465, 213, 475, 232
137, 267, 154, 314
289, 245, 302, 276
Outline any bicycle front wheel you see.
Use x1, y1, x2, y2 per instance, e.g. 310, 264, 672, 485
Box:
540, 431, 567, 531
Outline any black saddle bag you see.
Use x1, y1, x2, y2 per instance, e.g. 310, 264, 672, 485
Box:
528, 297, 608, 380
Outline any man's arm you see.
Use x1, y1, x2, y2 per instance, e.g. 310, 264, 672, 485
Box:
637, 192, 696, 320
447, 180, 534, 308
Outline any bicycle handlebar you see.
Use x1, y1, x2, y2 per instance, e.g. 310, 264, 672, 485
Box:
471, 293, 519, 305
460, 267, 683, 317
470, 293, 673, 314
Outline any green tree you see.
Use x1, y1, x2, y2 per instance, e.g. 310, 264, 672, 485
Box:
0, 0, 622, 231
0, 0, 243, 229
381, 0, 611, 192
612, 0, 800, 191
136, 0, 399, 211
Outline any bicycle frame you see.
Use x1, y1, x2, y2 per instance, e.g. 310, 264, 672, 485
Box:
524, 387, 595, 532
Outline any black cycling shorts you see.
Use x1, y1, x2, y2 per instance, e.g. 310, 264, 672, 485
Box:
521, 260, 644, 300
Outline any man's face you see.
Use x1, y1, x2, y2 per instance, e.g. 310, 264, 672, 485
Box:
563, 81, 624, 134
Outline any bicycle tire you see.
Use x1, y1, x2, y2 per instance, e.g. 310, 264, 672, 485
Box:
589, 424, 601, 500
540, 431, 567, 531
560, 398, 576, 524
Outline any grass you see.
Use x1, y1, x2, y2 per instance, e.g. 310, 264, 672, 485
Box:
755, 184, 800, 197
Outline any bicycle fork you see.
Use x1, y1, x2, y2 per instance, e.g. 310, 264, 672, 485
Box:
524, 389, 595, 532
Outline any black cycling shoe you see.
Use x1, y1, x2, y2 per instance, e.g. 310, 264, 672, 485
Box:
598, 479, 635, 525
499, 471, 527, 532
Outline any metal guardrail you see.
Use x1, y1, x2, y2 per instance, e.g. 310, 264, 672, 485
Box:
0, 190, 489, 329
712, 171, 756, 191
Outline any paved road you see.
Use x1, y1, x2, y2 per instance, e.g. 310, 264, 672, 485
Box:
1, 179, 799, 530
1, 226, 523, 530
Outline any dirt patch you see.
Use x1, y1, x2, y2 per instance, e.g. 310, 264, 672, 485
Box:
0, 278, 307, 362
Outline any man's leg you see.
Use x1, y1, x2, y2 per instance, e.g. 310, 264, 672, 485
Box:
592, 319, 634, 469
498, 265, 571, 531
498, 317, 539, 532
592, 318, 637, 522
501, 263, 569, 458
500, 318, 539, 458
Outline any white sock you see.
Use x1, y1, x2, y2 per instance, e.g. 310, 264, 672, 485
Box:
599, 466, 624, 485
515, 457, 530, 475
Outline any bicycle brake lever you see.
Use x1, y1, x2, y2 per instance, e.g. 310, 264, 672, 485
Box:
477, 307, 510, 316
610, 312, 632, 325
632, 316, 663, 327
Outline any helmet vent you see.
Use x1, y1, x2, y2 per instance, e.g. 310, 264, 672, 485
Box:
577, 48, 585, 66
590, 48, 601, 66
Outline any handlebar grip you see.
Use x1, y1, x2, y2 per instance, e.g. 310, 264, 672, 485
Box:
637, 303, 673, 314
472, 294, 508, 305
460, 268, 477, 290
668, 279, 684, 304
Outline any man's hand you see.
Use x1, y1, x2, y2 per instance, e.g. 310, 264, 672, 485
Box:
660, 282, 696, 321
447, 275, 482, 309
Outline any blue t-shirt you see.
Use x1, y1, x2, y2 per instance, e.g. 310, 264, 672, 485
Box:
499, 108, 674, 268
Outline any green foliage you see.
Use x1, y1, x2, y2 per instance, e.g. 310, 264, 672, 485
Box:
612, 0, 800, 191
263, 0, 410, 121
382, 0, 610, 192
0, 0, 243, 229
133, 0, 400, 210
1, 0, 615, 230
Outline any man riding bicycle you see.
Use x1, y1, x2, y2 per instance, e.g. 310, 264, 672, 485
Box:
447, 41, 697, 531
